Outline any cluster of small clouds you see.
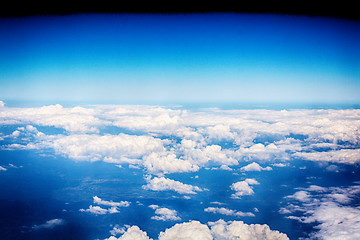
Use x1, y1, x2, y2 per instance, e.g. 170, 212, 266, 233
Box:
105, 219, 289, 240
230, 178, 260, 199
280, 184, 360, 239
80, 196, 130, 215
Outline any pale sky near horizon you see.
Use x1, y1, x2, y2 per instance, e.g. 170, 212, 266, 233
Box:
0, 14, 359, 104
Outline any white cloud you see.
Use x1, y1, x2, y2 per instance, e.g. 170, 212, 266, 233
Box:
0, 100, 5, 108
106, 226, 152, 240
303, 202, 360, 240
143, 176, 203, 195
110, 225, 126, 236
294, 149, 360, 164
281, 185, 360, 239
209, 219, 289, 240
106, 220, 289, 240
93, 196, 130, 207
151, 206, 181, 221
32, 218, 64, 230
40, 133, 166, 162
143, 152, 199, 175
286, 191, 311, 202
0, 166, 7, 171
158, 220, 213, 240
240, 162, 272, 171
204, 207, 255, 217
79, 205, 119, 215
0, 104, 104, 132
272, 163, 289, 167
244, 178, 260, 185
230, 181, 255, 198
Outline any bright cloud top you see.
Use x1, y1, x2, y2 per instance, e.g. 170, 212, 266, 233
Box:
107, 219, 289, 240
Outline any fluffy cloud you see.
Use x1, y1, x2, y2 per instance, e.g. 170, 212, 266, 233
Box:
143, 176, 203, 195
209, 219, 289, 240
106, 226, 152, 240
0, 104, 104, 132
32, 218, 64, 230
110, 219, 289, 240
240, 162, 272, 171
0, 100, 4, 108
204, 207, 255, 217
79, 205, 119, 215
230, 180, 257, 199
158, 221, 213, 240
294, 149, 360, 164
143, 152, 199, 175
0, 166, 7, 171
150, 205, 181, 221
93, 196, 130, 207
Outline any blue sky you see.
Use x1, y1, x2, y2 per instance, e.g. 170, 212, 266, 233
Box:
0, 14, 359, 103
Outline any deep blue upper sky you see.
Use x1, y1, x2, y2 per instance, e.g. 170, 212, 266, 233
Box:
0, 14, 359, 103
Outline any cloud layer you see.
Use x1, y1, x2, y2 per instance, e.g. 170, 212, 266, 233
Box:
107, 219, 289, 240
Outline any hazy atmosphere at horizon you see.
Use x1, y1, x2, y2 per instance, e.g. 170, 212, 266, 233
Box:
0, 13, 360, 240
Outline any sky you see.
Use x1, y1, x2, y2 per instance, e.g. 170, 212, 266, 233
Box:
0, 14, 359, 104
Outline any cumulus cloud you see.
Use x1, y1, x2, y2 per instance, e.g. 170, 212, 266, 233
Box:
150, 205, 181, 221
240, 162, 272, 171
294, 149, 360, 164
204, 207, 255, 217
0, 104, 104, 132
93, 196, 130, 207
0, 100, 5, 107
105, 226, 152, 240
79, 205, 119, 215
230, 180, 258, 199
158, 220, 213, 240
32, 218, 64, 230
143, 152, 199, 175
209, 219, 289, 240
106, 220, 290, 240
143, 176, 203, 195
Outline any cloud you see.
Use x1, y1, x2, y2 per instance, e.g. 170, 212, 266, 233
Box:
230, 180, 258, 199
105, 226, 152, 240
150, 205, 181, 221
204, 207, 255, 217
244, 178, 260, 185
143, 176, 203, 195
286, 191, 311, 202
281, 185, 360, 239
240, 162, 272, 171
0, 100, 4, 108
294, 149, 360, 164
209, 219, 289, 240
32, 218, 64, 230
93, 196, 130, 207
158, 221, 213, 240
34, 133, 166, 162
79, 205, 119, 215
143, 152, 199, 175
106, 220, 289, 240
0, 166, 7, 171
0, 104, 104, 132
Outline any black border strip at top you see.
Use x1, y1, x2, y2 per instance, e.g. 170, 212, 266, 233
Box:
0, 3, 359, 21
